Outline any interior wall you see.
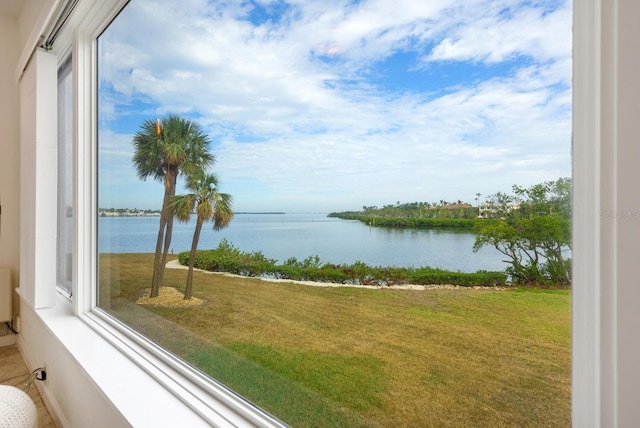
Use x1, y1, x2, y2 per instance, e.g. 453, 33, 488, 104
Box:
17, 0, 52, 55
18, 304, 130, 428
0, 10, 21, 338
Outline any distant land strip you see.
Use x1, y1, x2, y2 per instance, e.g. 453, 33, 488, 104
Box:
99, 209, 287, 216
235, 212, 286, 215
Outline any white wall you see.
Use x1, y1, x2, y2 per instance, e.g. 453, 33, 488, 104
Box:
19, 48, 57, 310
19, 304, 131, 428
18, 0, 55, 56
0, 12, 21, 302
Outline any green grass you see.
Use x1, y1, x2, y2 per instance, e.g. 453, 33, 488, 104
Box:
229, 343, 386, 411
100, 253, 571, 427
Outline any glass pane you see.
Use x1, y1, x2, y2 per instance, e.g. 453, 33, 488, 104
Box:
97, 1, 572, 426
57, 55, 73, 296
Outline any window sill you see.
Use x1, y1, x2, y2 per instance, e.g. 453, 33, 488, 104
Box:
28, 292, 281, 427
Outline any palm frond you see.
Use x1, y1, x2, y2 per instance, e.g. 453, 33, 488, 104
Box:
132, 115, 214, 184
169, 194, 197, 223
212, 193, 234, 231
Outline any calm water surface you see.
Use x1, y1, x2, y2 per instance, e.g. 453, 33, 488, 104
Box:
98, 213, 506, 273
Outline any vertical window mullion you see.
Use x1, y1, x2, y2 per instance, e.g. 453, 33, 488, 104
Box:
57, 54, 73, 297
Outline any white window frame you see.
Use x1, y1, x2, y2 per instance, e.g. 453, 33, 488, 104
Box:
18, 0, 637, 425
56, 51, 74, 298
67, 0, 287, 425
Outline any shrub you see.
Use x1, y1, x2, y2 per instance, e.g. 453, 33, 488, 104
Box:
179, 241, 508, 287
180, 239, 276, 276
408, 268, 507, 287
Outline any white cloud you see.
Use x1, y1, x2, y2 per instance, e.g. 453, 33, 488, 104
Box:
97, 0, 572, 211
427, 1, 572, 63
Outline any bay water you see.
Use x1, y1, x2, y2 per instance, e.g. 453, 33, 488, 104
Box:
98, 213, 506, 273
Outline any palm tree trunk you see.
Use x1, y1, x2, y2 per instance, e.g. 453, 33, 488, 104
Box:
184, 216, 204, 300
151, 198, 170, 296
150, 216, 166, 297
151, 169, 175, 297
158, 171, 178, 289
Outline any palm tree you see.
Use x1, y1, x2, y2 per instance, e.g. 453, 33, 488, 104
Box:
171, 172, 233, 300
132, 115, 213, 297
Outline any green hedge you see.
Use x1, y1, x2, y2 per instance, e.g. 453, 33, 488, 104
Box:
327, 213, 476, 229
178, 239, 277, 277
179, 240, 507, 287
407, 268, 507, 287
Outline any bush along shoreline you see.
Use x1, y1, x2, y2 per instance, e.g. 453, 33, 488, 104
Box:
327, 213, 477, 229
178, 239, 508, 287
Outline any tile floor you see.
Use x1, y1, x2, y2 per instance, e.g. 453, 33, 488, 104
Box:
0, 344, 56, 427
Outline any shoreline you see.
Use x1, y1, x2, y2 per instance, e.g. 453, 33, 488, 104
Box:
165, 259, 505, 291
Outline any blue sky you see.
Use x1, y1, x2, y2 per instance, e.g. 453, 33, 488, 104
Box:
97, 0, 572, 212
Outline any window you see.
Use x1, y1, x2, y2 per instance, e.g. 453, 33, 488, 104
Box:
14, 0, 639, 424
95, 1, 572, 426
57, 54, 73, 296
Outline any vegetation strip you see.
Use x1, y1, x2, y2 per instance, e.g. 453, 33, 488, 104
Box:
178, 239, 508, 287
167, 260, 505, 291
327, 213, 477, 229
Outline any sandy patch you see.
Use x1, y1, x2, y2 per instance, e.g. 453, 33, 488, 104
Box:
137, 286, 205, 307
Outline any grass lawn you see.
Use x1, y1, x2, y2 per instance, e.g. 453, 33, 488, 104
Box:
100, 253, 571, 427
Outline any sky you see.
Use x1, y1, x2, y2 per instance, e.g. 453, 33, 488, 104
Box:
97, 0, 572, 213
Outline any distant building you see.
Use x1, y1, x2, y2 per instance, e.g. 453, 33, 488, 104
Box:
478, 203, 520, 219
99, 208, 161, 217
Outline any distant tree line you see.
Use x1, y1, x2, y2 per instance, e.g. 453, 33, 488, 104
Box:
330, 177, 572, 286
327, 214, 476, 229
328, 201, 479, 230
333, 200, 478, 220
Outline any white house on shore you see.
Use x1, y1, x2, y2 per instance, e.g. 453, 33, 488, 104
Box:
477, 202, 521, 219
0, 1, 639, 426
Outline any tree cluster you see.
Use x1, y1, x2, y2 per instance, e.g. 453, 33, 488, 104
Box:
133, 115, 233, 300
333, 200, 477, 220
473, 178, 571, 285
